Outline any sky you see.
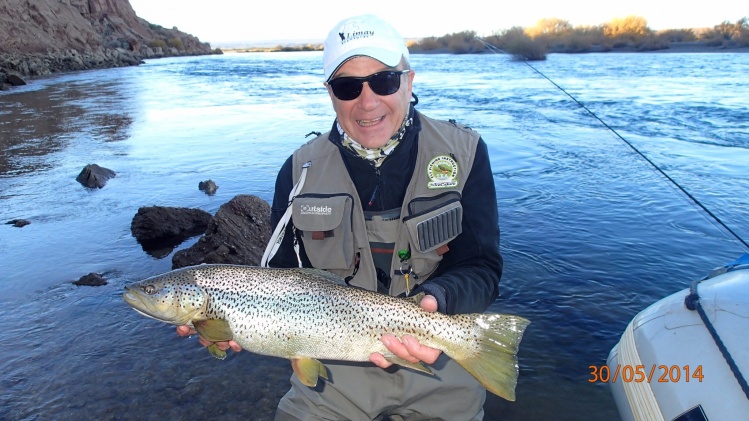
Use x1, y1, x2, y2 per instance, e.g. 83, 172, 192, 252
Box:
128, 0, 747, 45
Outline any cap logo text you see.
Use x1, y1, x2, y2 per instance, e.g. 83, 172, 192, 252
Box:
338, 22, 374, 44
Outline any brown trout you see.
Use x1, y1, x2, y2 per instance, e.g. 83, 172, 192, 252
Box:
123, 264, 529, 401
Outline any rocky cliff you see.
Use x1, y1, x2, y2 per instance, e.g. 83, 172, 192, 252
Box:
0, 0, 220, 87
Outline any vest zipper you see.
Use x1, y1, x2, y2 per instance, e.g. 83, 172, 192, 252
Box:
368, 167, 381, 208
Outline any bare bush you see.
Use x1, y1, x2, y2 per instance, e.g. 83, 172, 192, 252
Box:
657, 29, 696, 42
604, 15, 652, 41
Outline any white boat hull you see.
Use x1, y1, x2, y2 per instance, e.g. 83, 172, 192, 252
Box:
608, 260, 749, 421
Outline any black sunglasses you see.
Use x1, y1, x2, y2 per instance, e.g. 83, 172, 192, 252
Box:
327, 70, 411, 101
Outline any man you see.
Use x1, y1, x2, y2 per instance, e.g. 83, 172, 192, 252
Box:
180, 14, 502, 420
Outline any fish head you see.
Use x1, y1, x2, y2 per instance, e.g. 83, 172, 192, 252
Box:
123, 269, 208, 326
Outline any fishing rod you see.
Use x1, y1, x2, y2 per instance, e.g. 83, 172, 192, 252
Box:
475, 37, 749, 252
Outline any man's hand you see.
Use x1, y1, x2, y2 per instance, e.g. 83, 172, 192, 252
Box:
369, 295, 442, 368
176, 325, 243, 353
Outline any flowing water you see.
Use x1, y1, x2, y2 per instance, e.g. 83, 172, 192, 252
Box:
1, 51, 747, 420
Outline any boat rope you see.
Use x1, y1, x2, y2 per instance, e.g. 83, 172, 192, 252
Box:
685, 276, 749, 401
475, 37, 749, 252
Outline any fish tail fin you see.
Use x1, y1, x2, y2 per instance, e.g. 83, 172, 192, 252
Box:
452, 314, 530, 401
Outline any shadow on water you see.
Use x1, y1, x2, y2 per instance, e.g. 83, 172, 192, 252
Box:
0, 79, 134, 178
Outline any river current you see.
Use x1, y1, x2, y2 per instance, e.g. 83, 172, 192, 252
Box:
1, 51, 747, 420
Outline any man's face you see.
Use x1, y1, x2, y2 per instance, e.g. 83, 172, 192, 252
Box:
327, 56, 414, 149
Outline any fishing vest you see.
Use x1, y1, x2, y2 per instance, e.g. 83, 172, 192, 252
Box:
290, 113, 479, 296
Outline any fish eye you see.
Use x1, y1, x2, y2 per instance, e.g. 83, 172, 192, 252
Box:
143, 285, 157, 295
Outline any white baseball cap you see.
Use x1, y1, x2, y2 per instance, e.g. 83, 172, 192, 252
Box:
323, 14, 410, 82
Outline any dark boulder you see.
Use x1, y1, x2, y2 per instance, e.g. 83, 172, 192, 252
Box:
74, 273, 107, 286
76, 164, 116, 188
198, 179, 218, 195
172, 194, 272, 269
7, 219, 30, 227
6, 73, 26, 86
131, 206, 213, 258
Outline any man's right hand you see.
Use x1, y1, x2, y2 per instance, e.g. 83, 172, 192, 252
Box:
176, 325, 243, 353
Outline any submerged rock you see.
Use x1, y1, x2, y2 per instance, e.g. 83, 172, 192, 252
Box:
172, 195, 271, 269
131, 206, 213, 258
199, 179, 218, 195
73, 273, 107, 286
76, 164, 116, 188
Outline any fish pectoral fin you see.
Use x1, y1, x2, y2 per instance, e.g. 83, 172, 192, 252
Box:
206, 343, 227, 360
291, 357, 329, 387
383, 353, 433, 375
405, 292, 426, 306
193, 319, 232, 361
193, 319, 233, 342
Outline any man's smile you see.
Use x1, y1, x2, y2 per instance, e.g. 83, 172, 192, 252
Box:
357, 116, 385, 127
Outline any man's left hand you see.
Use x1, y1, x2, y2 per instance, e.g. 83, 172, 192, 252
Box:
369, 295, 442, 368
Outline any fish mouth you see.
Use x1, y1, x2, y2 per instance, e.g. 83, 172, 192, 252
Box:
123, 287, 179, 324
123, 284, 207, 325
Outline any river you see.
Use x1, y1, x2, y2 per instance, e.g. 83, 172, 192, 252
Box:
1, 51, 747, 420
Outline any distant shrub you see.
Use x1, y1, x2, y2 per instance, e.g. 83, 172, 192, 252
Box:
168, 38, 184, 51
526, 18, 573, 38
559, 32, 594, 53
635, 34, 671, 51
415, 36, 442, 51
610, 37, 630, 48
274, 44, 320, 52
697, 17, 749, 47
657, 29, 697, 42
722, 17, 749, 46
444, 30, 478, 44
545, 26, 598, 52
604, 15, 652, 41
447, 39, 471, 54
504, 34, 547, 61
491, 26, 528, 51
398, 15, 746, 57
405, 40, 421, 50
147, 39, 167, 49
736, 17, 749, 46
408, 31, 485, 53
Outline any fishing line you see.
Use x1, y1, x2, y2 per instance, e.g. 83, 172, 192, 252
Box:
475, 38, 749, 252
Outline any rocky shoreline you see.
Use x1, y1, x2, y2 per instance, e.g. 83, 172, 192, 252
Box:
0, 46, 219, 89
0, 0, 221, 89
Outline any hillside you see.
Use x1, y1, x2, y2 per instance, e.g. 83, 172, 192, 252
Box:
0, 0, 219, 87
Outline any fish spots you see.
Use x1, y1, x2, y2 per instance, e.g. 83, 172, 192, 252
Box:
127, 265, 487, 360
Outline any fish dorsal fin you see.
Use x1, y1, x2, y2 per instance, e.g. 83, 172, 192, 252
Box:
298, 268, 348, 286
193, 319, 233, 360
291, 357, 329, 387
382, 353, 433, 375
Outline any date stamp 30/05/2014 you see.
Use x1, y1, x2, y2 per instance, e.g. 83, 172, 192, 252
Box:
589, 365, 704, 383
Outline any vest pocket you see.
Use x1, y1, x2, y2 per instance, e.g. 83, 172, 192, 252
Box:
293, 194, 355, 270
404, 194, 463, 253
403, 194, 463, 277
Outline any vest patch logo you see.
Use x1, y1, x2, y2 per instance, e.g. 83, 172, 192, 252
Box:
300, 205, 332, 216
427, 155, 459, 189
